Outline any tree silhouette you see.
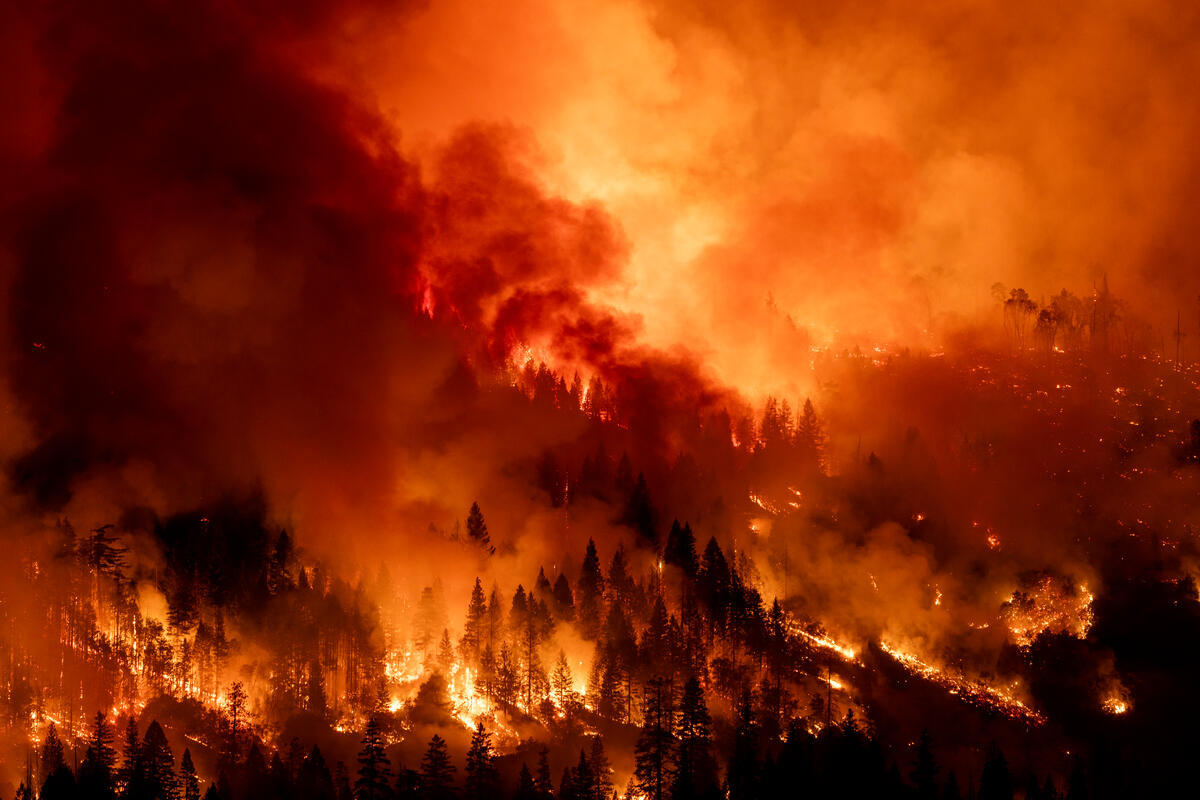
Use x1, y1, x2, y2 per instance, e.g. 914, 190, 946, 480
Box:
633, 677, 675, 800
419, 735, 455, 800
141, 721, 178, 800
466, 503, 493, 554
355, 718, 392, 800
672, 677, 719, 800
79, 712, 118, 800
726, 693, 759, 800
180, 750, 200, 800
979, 743, 1013, 800
463, 723, 498, 800
910, 730, 938, 800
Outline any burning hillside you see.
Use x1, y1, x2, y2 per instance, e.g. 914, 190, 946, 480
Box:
2, 1, 1200, 800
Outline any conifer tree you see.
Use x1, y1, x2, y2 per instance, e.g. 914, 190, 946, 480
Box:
419, 735, 455, 800
300, 747, 337, 800
633, 677, 675, 800
180, 751, 200, 800
466, 503, 493, 554
41, 723, 65, 776
552, 573, 575, 619
118, 717, 142, 798
461, 579, 488, 665
577, 540, 605, 639
672, 677, 719, 800
142, 721, 178, 800
551, 650, 575, 710
911, 730, 939, 800
514, 764, 538, 800
463, 723, 498, 800
726, 693, 758, 800
79, 711, 118, 800
980, 744, 1013, 800
663, 521, 698, 576
535, 747, 554, 800
589, 737, 613, 800
355, 718, 392, 800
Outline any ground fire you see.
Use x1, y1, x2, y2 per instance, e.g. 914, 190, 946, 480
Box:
2, 1, 1200, 800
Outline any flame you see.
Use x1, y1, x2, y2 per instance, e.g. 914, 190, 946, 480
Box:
879, 640, 1046, 725
790, 625, 860, 662
1002, 577, 1094, 648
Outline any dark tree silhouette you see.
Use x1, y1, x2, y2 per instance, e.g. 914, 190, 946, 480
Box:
419, 735, 456, 800
463, 723, 498, 800
663, 520, 698, 576
672, 677, 719, 800
79, 712, 118, 800
355, 718, 393, 800
910, 730, 938, 800
979, 744, 1013, 800
725, 693, 759, 800
634, 677, 675, 800
466, 503, 493, 554
180, 750, 200, 800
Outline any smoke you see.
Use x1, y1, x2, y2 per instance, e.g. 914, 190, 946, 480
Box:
316, 0, 1200, 398
0, 0, 714, 568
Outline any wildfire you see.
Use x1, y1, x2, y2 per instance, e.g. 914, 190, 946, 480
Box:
1102, 695, 1129, 715
790, 625, 860, 662
879, 641, 1047, 725
1002, 576, 1095, 648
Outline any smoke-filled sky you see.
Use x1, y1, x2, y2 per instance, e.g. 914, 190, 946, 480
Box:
332, 0, 1200, 382
4, 0, 1200, 562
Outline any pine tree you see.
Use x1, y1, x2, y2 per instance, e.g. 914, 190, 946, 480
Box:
577, 540, 605, 639
552, 573, 575, 619
355, 718, 392, 800
663, 521, 698, 576
486, 585, 505, 652
300, 747, 337, 800
726, 693, 758, 800
461, 579, 488, 665
911, 730, 939, 800
268, 530, 294, 593
118, 717, 142, 798
672, 677, 719, 800
589, 737, 613, 800
142, 721, 178, 800
795, 398, 825, 468
79, 711, 118, 800
572, 750, 596, 800
514, 764, 538, 800
40, 723, 75, 800
633, 677, 675, 800
621, 474, 657, 546
40, 765, 76, 800
697, 539, 731, 631
535, 747, 554, 800
224, 681, 249, 764
463, 723, 498, 800
979, 744, 1013, 800
466, 503, 493, 554
419, 735, 455, 800
438, 629, 455, 672
180, 751, 200, 800
551, 650, 575, 711
41, 722, 65, 776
